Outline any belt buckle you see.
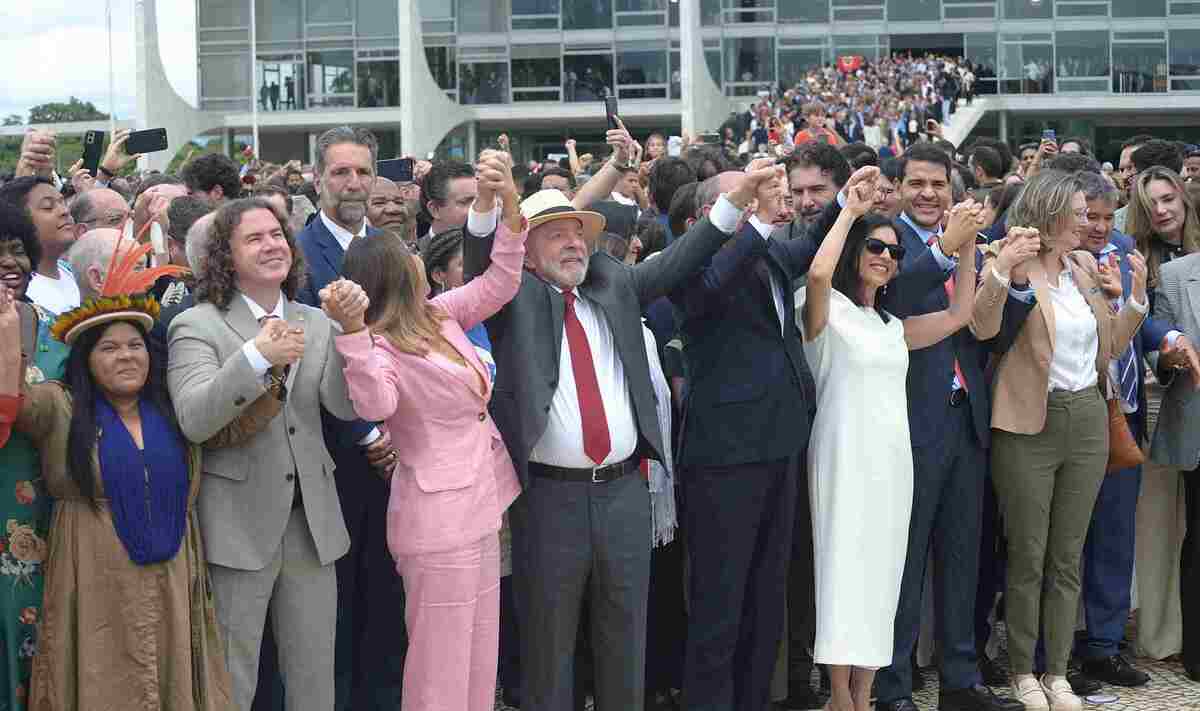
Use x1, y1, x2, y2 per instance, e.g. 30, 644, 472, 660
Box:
591, 464, 607, 484
950, 388, 966, 407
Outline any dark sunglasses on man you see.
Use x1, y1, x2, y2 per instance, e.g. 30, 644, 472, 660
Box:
864, 237, 905, 261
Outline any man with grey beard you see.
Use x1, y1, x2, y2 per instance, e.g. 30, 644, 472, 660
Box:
291, 125, 405, 711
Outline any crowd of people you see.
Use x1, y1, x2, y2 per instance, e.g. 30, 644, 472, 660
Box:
1, 58, 1200, 711
704, 53, 986, 161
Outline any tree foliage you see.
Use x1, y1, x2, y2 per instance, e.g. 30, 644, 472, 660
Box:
28, 97, 109, 124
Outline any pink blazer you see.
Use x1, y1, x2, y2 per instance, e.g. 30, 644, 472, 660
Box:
336, 223, 525, 556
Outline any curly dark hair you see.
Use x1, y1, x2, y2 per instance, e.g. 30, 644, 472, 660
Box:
194, 198, 306, 310
786, 143, 852, 191
181, 153, 242, 200
0, 197, 42, 279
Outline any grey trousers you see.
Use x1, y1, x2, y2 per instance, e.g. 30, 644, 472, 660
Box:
991, 387, 1108, 676
509, 471, 652, 711
210, 507, 338, 711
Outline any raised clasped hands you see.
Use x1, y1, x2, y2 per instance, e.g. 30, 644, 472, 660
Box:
940, 199, 986, 253
253, 317, 306, 368
729, 159, 785, 211
475, 150, 522, 232
995, 226, 1041, 282
841, 166, 880, 217
319, 278, 370, 335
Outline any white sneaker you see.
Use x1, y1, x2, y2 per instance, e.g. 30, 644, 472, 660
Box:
1012, 674, 1049, 710
1039, 675, 1083, 711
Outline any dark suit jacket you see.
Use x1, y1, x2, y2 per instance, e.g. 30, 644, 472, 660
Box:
464, 216, 733, 490
672, 213, 956, 468
886, 219, 1036, 450
295, 214, 382, 448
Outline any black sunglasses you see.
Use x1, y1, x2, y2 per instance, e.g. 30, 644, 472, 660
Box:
865, 237, 906, 261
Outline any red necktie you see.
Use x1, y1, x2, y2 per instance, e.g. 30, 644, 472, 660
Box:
927, 236, 968, 393
562, 292, 612, 465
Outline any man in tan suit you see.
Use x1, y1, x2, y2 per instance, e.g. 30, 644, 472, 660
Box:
167, 198, 395, 711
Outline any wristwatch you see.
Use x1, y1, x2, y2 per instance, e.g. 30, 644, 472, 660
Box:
98, 165, 116, 179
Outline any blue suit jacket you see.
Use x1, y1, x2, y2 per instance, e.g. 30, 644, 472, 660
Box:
670, 217, 952, 468
1107, 231, 1171, 439
295, 214, 383, 447
885, 219, 1037, 450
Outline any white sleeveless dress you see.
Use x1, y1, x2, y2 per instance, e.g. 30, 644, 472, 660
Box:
798, 287, 914, 667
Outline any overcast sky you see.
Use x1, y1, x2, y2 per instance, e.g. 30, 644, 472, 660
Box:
0, 1, 197, 122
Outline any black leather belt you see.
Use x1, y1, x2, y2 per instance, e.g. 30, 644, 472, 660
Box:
529, 459, 636, 484
950, 388, 968, 407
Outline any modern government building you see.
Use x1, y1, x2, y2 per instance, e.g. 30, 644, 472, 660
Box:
50, 0, 1200, 169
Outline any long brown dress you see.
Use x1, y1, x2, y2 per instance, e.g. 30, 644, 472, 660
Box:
15, 382, 233, 711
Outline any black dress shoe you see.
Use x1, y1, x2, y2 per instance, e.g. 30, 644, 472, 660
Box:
1185, 663, 1200, 682
938, 683, 1023, 711
778, 686, 830, 710
501, 686, 521, 708
1080, 654, 1150, 687
978, 655, 1008, 687
1066, 670, 1102, 696
876, 699, 919, 711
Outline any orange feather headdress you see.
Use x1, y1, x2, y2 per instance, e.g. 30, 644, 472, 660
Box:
50, 220, 190, 345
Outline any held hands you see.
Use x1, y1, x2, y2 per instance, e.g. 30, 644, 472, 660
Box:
728, 160, 786, 211
995, 227, 1041, 280
16, 130, 55, 178
253, 318, 306, 368
843, 174, 877, 218
841, 166, 881, 217
941, 199, 987, 253
476, 151, 521, 232
363, 427, 398, 476
319, 278, 370, 335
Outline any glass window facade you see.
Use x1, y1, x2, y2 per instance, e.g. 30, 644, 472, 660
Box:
193, 0, 1200, 112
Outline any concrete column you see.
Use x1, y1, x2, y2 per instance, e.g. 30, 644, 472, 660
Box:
399, 0, 472, 159
679, 0, 729, 135
136, 0, 221, 171
308, 132, 319, 167
998, 110, 1009, 144
467, 121, 478, 163
222, 128, 232, 157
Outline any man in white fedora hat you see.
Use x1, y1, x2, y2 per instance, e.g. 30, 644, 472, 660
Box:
464, 136, 783, 711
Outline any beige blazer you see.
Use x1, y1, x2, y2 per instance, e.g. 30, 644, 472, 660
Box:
972, 244, 1145, 435
167, 296, 358, 570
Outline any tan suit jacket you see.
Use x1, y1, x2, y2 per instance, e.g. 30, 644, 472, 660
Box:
167, 296, 358, 570
973, 244, 1145, 435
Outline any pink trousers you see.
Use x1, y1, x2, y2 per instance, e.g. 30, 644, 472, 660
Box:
395, 533, 501, 711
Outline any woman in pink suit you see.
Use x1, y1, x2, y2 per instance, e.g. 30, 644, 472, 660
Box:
320, 152, 525, 711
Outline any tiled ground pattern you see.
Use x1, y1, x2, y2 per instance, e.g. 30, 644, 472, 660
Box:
493, 623, 1200, 710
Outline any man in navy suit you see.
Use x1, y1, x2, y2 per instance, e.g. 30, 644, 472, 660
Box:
293, 126, 405, 711
874, 144, 1024, 711
1073, 171, 1199, 687
670, 162, 963, 711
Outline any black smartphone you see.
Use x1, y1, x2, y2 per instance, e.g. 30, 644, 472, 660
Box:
82, 130, 106, 175
377, 157, 415, 183
125, 128, 168, 155
604, 96, 619, 131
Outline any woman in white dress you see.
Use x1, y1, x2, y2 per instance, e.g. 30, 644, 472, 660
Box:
799, 172, 981, 711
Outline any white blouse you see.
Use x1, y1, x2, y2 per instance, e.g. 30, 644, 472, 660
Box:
1046, 262, 1100, 393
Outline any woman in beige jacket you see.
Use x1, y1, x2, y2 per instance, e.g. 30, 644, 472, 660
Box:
971, 170, 1147, 711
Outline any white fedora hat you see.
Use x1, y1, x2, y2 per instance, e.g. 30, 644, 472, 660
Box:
520, 189, 606, 243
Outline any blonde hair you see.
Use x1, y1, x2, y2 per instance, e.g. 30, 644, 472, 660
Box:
1126, 167, 1200, 289
1004, 169, 1083, 253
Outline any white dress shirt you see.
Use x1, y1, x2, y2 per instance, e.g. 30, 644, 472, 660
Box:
1046, 266, 1101, 392
529, 285, 640, 468
747, 215, 786, 335
467, 194, 745, 467
319, 211, 367, 252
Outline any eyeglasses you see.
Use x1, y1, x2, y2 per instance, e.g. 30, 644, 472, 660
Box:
865, 237, 906, 261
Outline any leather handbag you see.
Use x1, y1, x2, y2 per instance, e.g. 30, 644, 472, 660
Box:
1106, 396, 1144, 473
